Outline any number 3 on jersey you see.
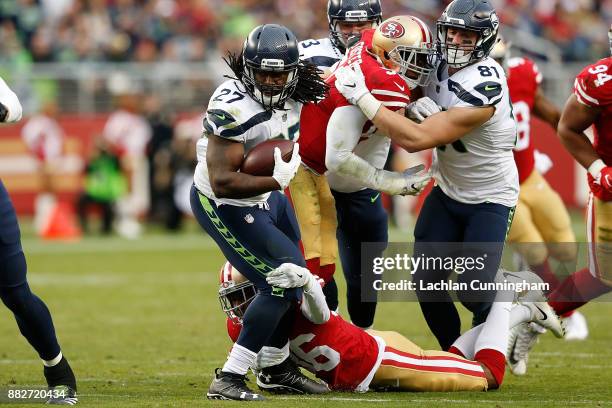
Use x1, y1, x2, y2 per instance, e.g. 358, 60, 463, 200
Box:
291, 333, 340, 372
512, 100, 530, 151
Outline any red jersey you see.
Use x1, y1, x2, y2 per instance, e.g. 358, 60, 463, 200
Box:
299, 29, 411, 174
225, 311, 382, 391
574, 57, 612, 200
289, 312, 382, 391
507, 57, 542, 183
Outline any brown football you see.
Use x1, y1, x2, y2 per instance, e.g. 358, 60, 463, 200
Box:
240, 139, 295, 177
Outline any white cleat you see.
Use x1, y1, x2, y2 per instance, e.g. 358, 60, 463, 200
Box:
525, 301, 566, 338
507, 322, 546, 376
498, 269, 546, 303
563, 311, 589, 341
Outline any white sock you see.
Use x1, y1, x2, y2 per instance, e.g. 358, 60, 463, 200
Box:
43, 351, 63, 367
509, 304, 532, 328
222, 344, 257, 376
450, 325, 483, 360
474, 301, 513, 357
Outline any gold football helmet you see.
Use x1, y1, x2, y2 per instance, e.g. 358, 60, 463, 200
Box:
371, 15, 437, 89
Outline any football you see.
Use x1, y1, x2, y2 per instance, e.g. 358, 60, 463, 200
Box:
240, 139, 295, 177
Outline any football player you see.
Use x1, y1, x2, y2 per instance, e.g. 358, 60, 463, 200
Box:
489, 38, 586, 375
334, 0, 519, 351
509, 26, 612, 375
0, 78, 78, 404
296, 0, 382, 314
291, 15, 433, 329
191, 24, 329, 401
219, 261, 564, 392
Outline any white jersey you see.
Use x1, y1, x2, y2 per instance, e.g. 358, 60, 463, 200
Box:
425, 57, 519, 207
194, 79, 301, 207
298, 37, 343, 72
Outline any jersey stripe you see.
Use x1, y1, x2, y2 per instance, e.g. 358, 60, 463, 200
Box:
371, 89, 411, 100
574, 78, 600, 106
448, 79, 484, 106
303, 56, 341, 68
219, 110, 273, 138
381, 101, 409, 108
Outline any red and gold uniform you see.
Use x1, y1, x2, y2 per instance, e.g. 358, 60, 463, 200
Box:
289, 28, 411, 279
506, 57, 575, 265
574, 57, 612, 283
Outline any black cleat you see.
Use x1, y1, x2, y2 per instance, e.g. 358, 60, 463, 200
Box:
207, 368, 265, 401
46, 385, 78, 405
256, 358, 329, 394
44, 357, 78, 405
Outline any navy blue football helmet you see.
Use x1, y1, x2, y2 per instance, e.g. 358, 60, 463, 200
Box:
242, 24, 300, 109
327, 0, 382, 51
437, 0, 500, 68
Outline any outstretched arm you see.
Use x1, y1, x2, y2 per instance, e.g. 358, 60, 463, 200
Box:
558, 94, 601, 170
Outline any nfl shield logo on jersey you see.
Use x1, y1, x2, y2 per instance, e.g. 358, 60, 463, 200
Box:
244, 214, 254, 224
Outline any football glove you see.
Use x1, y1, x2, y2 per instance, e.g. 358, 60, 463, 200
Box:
272, 143, 301, 190
589, 159, 612, 193
334, 65, 370, 105
374, 164, 432, 196
266, 263, 316, 291
406, 97, 441, 123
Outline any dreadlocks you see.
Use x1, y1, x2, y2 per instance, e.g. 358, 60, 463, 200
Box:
223, 51, 329, 106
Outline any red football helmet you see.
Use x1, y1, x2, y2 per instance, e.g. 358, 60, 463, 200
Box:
218, 262, 256, 324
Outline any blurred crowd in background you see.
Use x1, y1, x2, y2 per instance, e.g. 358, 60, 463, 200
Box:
0, 0, 610, 65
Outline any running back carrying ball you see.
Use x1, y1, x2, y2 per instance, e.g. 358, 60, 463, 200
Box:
240, 139, 295, 176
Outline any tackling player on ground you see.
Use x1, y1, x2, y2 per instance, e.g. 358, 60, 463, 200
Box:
292, 15, 432, 329
191, 24, 329, 401
510, 25, 612, 374
0, 77, 78, 404
219, 261, 564, 393
334, 0, 519, 350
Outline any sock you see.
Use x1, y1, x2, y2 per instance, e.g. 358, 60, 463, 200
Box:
474, 301, 512, 356
449, 325, 483, 359
532, 259, 560, 292
44, 351, 63, 367
222, 344, 257, 375
474, 349, 505, 386
43, 356, 77, 391
509, 304, 532, 328
306, 258, 321, 276
322, 278, 339, 311
319, 264, 335, 283
548, 268, 611, 315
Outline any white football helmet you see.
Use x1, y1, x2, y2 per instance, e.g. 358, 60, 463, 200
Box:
371, 15, 438, 89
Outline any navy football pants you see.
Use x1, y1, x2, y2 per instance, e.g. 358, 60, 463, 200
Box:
333, 188, 388, 328
190, 186, 304, 352
414, 186, 513, 351
0, 180, 61, 360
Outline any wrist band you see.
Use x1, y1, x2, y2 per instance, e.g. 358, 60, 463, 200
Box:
588, 159, 606, 178
357, 93, 382, 121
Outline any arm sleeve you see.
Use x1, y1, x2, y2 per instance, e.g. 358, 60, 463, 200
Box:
0, 77, 22, 123
300, 274, 330, 324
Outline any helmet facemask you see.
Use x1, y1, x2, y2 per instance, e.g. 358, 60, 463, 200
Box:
438, 25, 489, 68
218, 280, 257, 325
388, 44, 437, 89
243, 58, 298, 110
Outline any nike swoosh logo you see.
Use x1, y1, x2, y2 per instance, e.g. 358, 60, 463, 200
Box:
370, 193, 380, 203
484, 85, 498, 91
296, 273, 303, 278
214, 113, 226, 120
503, 272, 521, 280
345, 83, 356, 88
535, 305, 548, 321
394, 82, 405, 91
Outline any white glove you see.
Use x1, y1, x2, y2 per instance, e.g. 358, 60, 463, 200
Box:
334, 65, 370, 105
266, 263, 315, 291
373, 164, 432, 196
406, 97, 442, 123
272, 143, 301, 190
534, 149, 553, 175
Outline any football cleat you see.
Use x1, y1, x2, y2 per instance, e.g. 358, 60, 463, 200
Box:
46, 385, 78, 405
524, 301, 565, 338
563, 311, 589, 341
207, 368, 265, 401
256, 358, 329, 394
507, 322, 546, 376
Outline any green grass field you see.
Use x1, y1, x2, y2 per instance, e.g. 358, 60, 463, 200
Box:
1, 216, 611, 407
